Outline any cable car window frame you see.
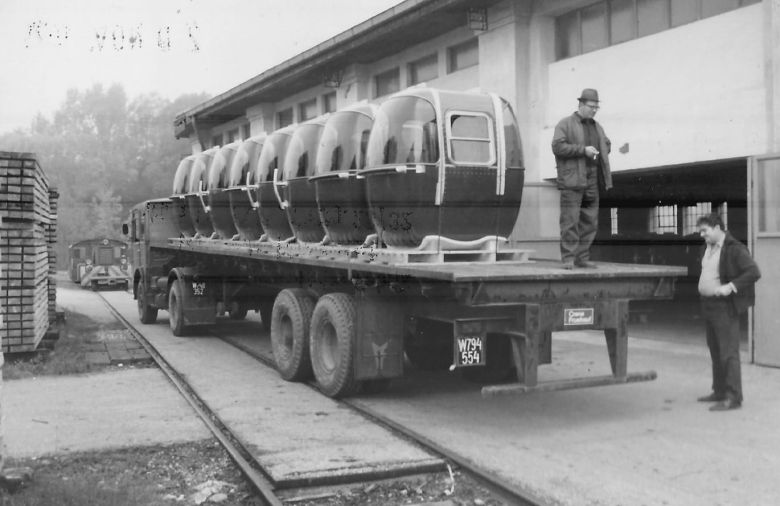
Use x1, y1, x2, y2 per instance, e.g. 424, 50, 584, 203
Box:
444, 111, 496, 166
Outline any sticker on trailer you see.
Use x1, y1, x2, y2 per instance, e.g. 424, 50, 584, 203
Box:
455, 335, 486, 367
564, 308, 594, 326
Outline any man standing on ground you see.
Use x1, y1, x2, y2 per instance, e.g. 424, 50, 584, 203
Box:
552, 88, 612, 269
696, 213, 760, 411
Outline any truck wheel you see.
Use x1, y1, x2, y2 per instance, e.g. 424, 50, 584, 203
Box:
270, 289, 315, 381
137, 279, 158, 324
309, 293, 359, 398
228, 302, 248, 320
168, 280, 188, 336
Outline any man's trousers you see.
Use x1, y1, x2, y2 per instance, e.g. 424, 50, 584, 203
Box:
701, 297, 743, 403
559, 168, 599, 263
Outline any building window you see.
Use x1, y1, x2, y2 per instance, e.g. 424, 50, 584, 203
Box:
299, 99, 318, 122
702, 0, 739, 17
322, 92, 337, 113
408, 54, 439, 85
637, 0, 669, 37
211, 134, 222, 148
447, 38, 479, 73
652, 205, 677, 234
374, 68, 400, 98
277, 108, 293, 128
227, 128, 239, 143
671, 0, 698, 27
610, 208, 619, 235
581, 3, 608, 53
556, 0, 759, 59
610, 0, 635, 44
717, 201, 728, 229
682, 202, 711, 235
242, 123, 251, 140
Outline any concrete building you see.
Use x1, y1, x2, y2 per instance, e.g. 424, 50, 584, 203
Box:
174, 0, 780, 366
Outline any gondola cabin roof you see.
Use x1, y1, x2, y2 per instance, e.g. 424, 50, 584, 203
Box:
172, 155, 196, 196
208, 141, 242, 190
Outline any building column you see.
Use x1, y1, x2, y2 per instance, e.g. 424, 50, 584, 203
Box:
339, 64, 371, 109
246, 103, 275, 136
766, 0, 780, 152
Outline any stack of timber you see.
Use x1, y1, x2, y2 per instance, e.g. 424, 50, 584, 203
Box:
0, 151, 58, 353
46, 187, 59, 322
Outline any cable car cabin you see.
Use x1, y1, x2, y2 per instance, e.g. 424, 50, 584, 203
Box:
207, 141, 241, 240
359, 88, 524, 249
283, 115, 329, 243
227, 134, 266, 241
171, 155, 197, 238
68, 238, 131, 290
255, 125, 297, 242
186, 148, 219, 238
312, 103, 378, 245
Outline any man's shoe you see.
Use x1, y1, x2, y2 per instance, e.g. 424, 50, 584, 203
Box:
561, 261, 575, 270
709, 399, 741, 411
697, 393, 726, 402
575, 260, 598, 269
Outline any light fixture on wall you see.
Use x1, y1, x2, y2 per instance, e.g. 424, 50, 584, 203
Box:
468, 8, 487, 32
322, 69, 344, 88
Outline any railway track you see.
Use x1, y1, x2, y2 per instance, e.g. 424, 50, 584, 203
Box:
98, 292, 542, 506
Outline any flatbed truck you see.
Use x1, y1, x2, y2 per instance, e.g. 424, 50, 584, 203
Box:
126, 198, 687, 397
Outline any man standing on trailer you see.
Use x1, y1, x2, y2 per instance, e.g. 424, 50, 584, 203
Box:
696, 213, 760, 411
551, 88, 612, 269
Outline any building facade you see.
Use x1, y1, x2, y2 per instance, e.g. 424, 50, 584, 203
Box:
174, 0, 778, 259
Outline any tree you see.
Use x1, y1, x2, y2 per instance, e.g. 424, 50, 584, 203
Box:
0, 84, 210, 268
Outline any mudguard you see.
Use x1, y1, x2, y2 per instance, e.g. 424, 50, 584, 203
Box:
168, 267, 217, 326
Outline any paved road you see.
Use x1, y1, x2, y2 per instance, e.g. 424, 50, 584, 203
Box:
130, 296, 780, 506
100, 288, 780, 505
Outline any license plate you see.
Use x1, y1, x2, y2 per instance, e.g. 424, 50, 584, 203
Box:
564, 308, 594, 326
455, 335, 485, 367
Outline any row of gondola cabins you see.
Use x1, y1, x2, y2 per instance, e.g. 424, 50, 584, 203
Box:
170, 88, 526, 250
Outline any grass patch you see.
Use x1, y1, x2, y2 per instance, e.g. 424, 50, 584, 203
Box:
0, 476, 157, 506
1, 440, 257, 506
2, 311, 131, 380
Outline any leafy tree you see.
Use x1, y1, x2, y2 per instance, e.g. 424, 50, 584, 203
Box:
0, 84, 210, 268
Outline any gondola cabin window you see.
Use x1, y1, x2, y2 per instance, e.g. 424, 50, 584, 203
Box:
445, 112, 495, 165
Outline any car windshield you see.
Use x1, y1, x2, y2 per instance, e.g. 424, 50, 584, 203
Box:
172, 158, 193, 195
228, 138, 264, 187
366, 96, 439, 167
315, 111, 374, 175
283, 124, 324, 180
256, 133, 292, 182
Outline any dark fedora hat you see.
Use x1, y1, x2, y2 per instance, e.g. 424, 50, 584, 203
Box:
578, 88, 600, 103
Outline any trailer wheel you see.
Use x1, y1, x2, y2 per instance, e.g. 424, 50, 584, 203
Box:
228, 302, 248, 320
137, 279, 158, 324
270, 289, 315, 381
309, 293, 359, 398
168, 280, 188, 336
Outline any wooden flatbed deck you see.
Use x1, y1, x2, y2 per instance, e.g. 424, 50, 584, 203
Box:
160, 237, 687, 283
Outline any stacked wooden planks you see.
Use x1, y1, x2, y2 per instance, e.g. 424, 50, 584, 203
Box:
0, 151, 58, 353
